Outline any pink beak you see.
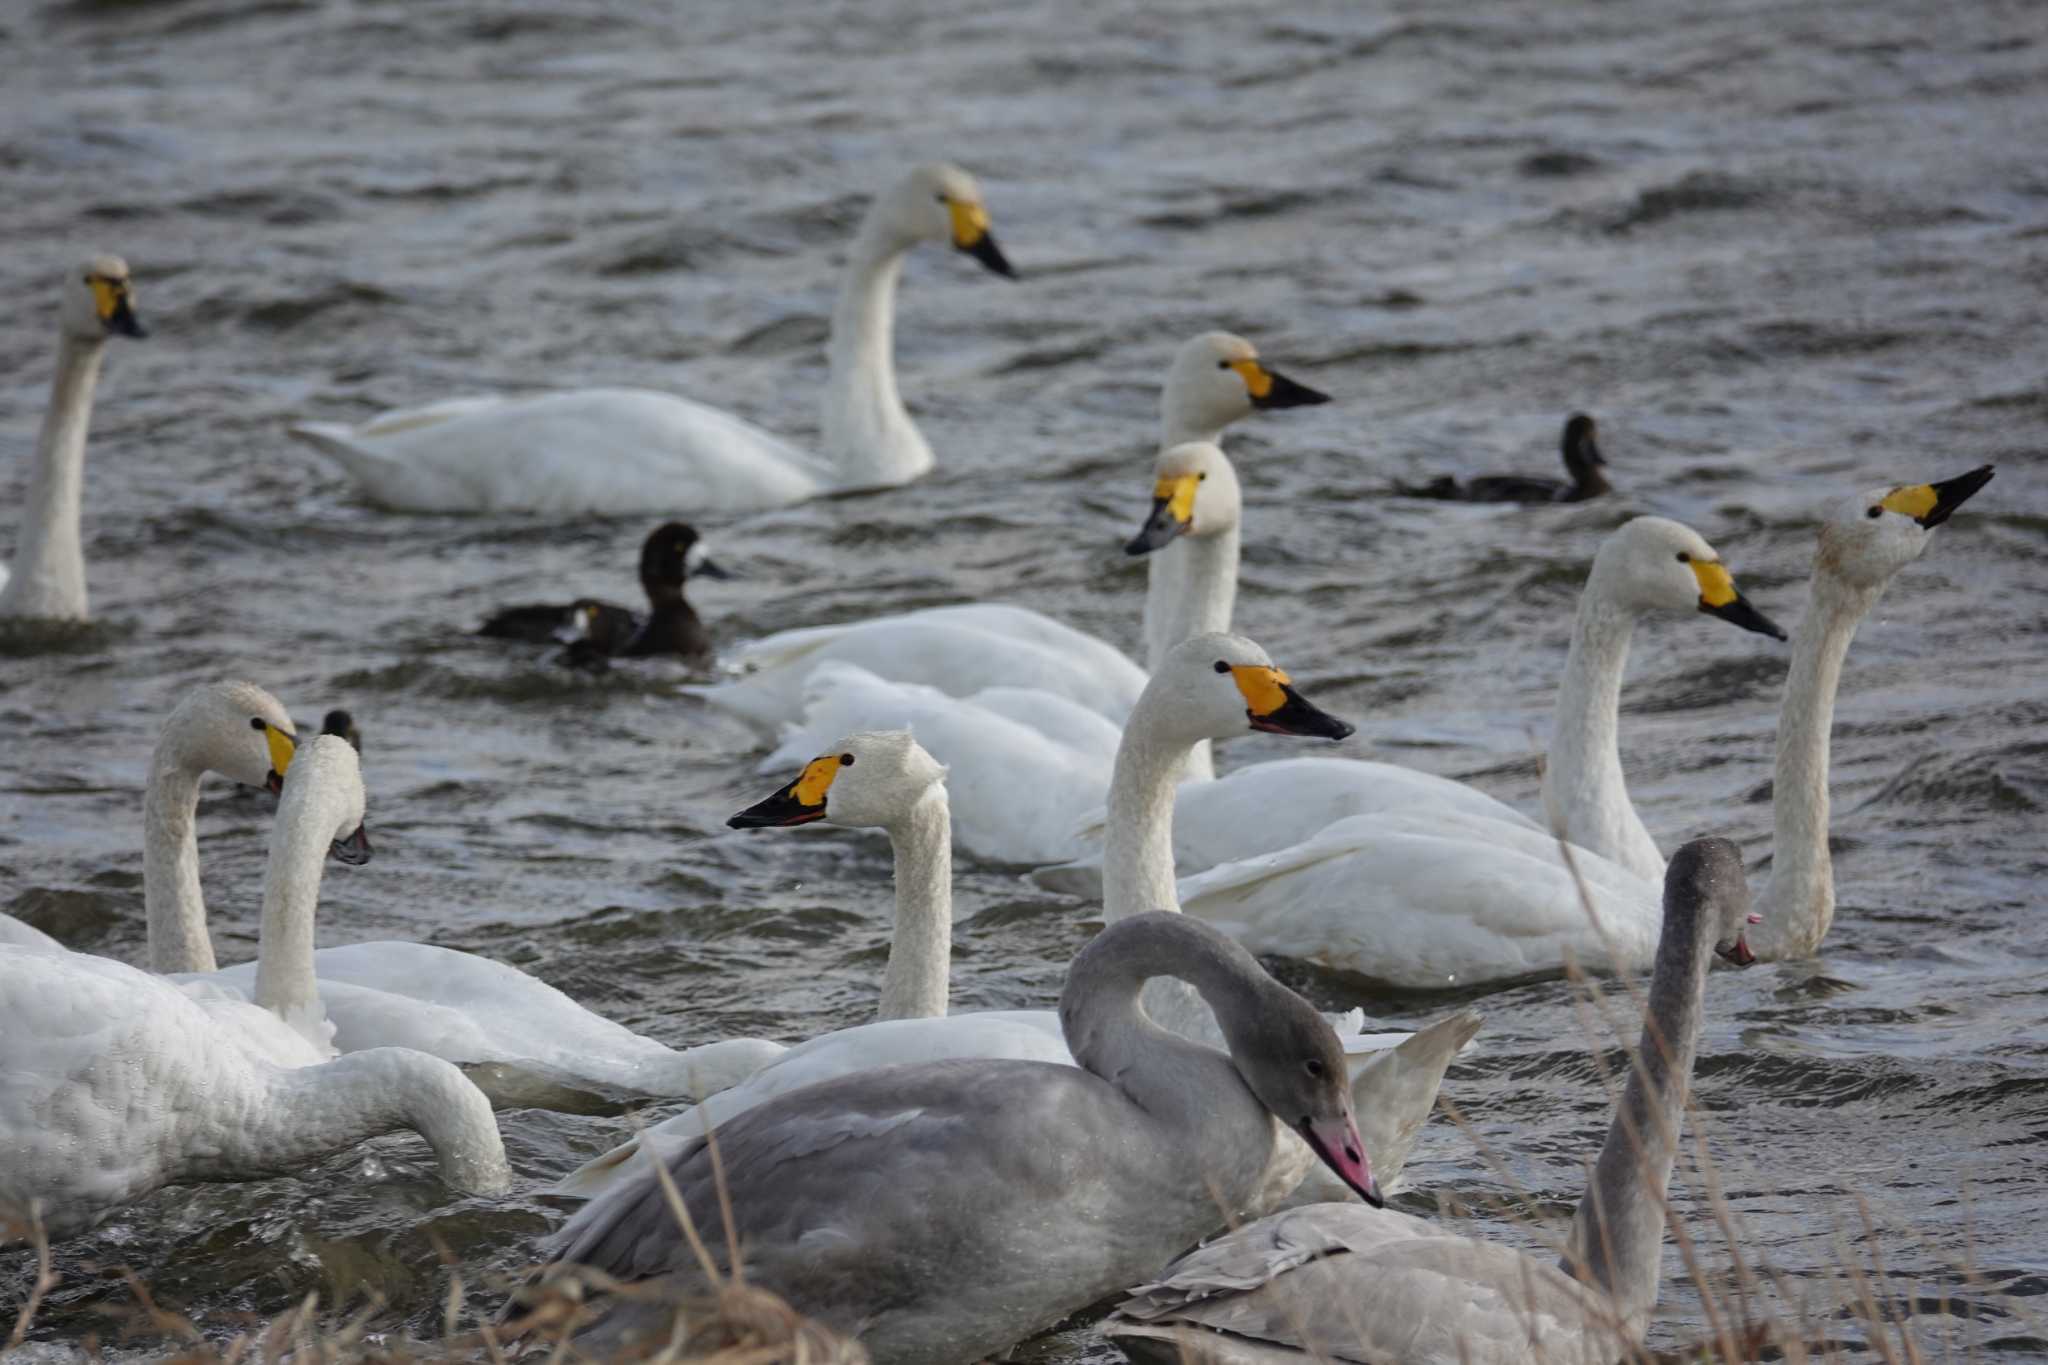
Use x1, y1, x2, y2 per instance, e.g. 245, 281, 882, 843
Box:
1301, 1115, 1382, 1208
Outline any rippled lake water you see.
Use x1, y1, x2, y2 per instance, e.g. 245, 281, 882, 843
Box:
3, 0, 2045, 1357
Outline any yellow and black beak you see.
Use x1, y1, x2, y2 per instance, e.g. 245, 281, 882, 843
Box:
88, 275, 147, 339
330, 824, 374, 866
1226, 664, 1355, 741
729, 754, 844, 829
253, 717, 297, 795
1126, 474, 1200, 555
1881, 465, 1994, 529
1230, 358, 1327, 411
946, 199, 1016, 279
1688, 562, 1786, 640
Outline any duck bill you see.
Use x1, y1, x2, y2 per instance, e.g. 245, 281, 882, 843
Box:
1301, 1116, 1382, 1208
108, 297, 147, 339
960, 230, 1016, 280
1701, 592, 1787, 641
727, 781, 828, 829
1917, 465, 1995, 528
329, 823, 373, 866
1125, 498, 1189, 556
1252, 368, 1329, 411
1250, 685, 1355, 741
693, 557, 734, 581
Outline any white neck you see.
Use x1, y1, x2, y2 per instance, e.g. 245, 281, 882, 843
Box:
819, 220, 931, 492
0, 334, 105, 620
1102, 709, 1216, 1036
1142, 522, 1239, 675
252, 787, 339, 1041
144, 742, 215, 975
205, 1050, 509, 1194
1756, 572, 1873, 958
1541, 593, 1664, 883
874, 784, 953, 1021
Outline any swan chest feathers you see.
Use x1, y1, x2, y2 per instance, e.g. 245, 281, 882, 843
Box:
293, 389, 831, 515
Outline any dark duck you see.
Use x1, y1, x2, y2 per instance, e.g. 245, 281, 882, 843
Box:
479, 521, 728, 668
1400, 413, 1612, 504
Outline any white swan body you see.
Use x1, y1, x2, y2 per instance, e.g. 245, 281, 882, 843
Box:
565, 640, 1479, 1201
0, 254, 146, 621
1171, 468, 1993, 988
1042, 513, 1785, 895
290, 164, 1013, 515
687, 333, 1322, 784
1104, 839, 1756, 1365
0, 945, 510, 1238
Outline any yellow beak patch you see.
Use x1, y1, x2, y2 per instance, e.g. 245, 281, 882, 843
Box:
1689, 561, 1738, 609
791, 754, 845, 808
88, 276, 129, 322
261, 720, 298, 776
1154, 474, 1200, 526
947, 199, 991, 249
1880, 484, 1939, 521
1228, 359, 1273, 400
1229, 665, 1292, 717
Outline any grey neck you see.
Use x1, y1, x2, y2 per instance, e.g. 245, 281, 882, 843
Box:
1755, 571, 1874, 957
1564, 888, 1712, 1326
1, 334, 105, 619
874, 784, 953, 1021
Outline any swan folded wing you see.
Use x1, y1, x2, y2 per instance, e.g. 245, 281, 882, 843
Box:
166, 974, 334, 1067
0, 914, 64, 952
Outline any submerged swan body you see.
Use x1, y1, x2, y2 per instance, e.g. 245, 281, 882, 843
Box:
532, 913, 1379, 1365
290, 164, 1013, 515
1, 255, 147, 620
563, 639, 1478, 1202
1108, 839, 1755, 1365
1173, 466, 1994, 988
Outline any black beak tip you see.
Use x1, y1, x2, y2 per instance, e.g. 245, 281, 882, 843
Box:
964, 233, 1017, 280
265, 770, 284, 797
329, 825, 373, 866
1921, 465, 1995, 528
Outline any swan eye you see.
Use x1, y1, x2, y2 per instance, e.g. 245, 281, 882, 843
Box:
933, 192, 948, 205
1217, 360, 1231, 370
1867, 505, 1883, 519
1198, 472, 1207, 482
1675, 552, 1690, 563
840, 753, 856, 766
1213, 660, 1230, 674
249, 717, 266, 731
1304, 1058, 1326, 1078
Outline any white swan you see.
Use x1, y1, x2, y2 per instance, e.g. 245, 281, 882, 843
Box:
561, 636, 1479, 1202
0, 254, 146, 620
288, 164, 1013, 515
0, 943, 510, 1238
1173, 465, 1995, 989
685, 332, 1325, 739
1104, 838, 1757, 1365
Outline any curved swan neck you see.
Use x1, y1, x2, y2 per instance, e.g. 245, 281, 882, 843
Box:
1567, 885, 1713, 1325
819, 219, 928, 492
144, 741, 214, 975
875, 784, 953, 1021
1542, 592, 1662, 881
1, 334, 105, 620
228, 1049, 509, 1193
1104, 710, 1221, 1037
1757, 571, 1873, 957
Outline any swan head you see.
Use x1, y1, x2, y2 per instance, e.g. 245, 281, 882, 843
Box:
885, 163, 1015, 278
1233, 968, 1381, 1207
1664, 836, 1759, 967
1161, 331, 1328, 443
728, 730, 946, 832
1592, 517, 1786, 639
639, 522, 729, 594
1817, 466, 1994, 591
63, 254, 147, 343
1125, 441, 1242, 554
157, 680, 297, 795
270, 732, 373, 864
1144, 633, 1355, 747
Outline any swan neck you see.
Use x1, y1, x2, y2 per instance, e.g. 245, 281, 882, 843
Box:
1543, 593, 1660, 879
1567, 894, 1712, 1324
252, 787, 335, 1036
820, 223, 927, 491
143, 742, 214, 975
1142, 524, 1239, 674
232, 1050, 509, 1193
1, 334, 105, 619
875, 784, 953, 1021
1759, 572, 1871, 957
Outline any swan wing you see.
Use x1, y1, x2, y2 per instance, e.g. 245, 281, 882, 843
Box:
0, 913, 64, 952
290, 388, 830, 515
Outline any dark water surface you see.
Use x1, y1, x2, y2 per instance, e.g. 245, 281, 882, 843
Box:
3, 0, 2045, 1357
